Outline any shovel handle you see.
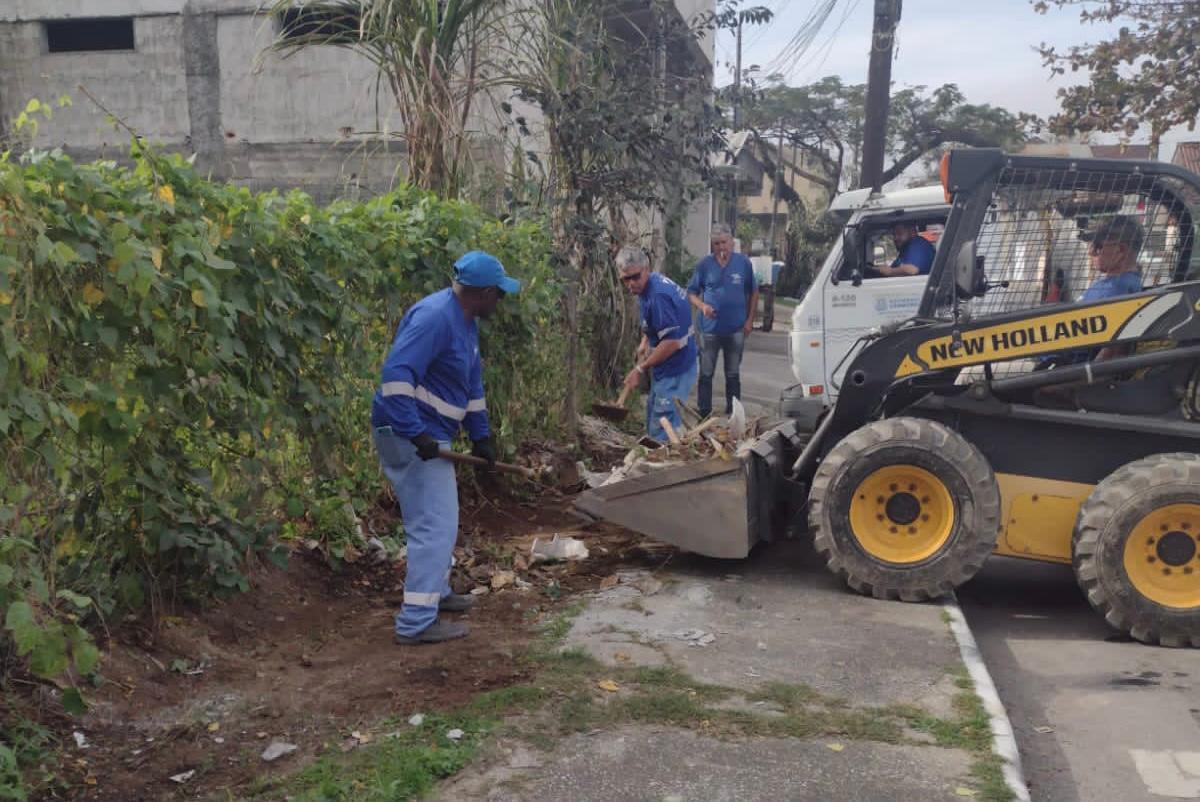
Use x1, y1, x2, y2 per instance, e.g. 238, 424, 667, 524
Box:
437, 449, 538, 480
616, 385, 632, 406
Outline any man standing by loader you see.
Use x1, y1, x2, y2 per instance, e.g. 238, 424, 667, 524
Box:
687, 224, 758, 418
371, 251, 519, 645
618, 246, 698, 441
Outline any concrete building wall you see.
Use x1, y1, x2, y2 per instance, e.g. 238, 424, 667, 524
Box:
672, 0, 716, 64
217, 14, 391, 144
0, 15, 190, 151
1, 0, 715, 224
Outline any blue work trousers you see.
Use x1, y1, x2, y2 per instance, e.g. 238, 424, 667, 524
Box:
646, 361, 698, 442
373, 427, 457, 638
697, 330, 745, 417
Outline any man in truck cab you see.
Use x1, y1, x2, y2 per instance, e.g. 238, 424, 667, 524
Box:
873, 222, 936, 277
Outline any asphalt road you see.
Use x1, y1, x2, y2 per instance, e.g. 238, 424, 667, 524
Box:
959, 559, 1200, 802
736, 320, 1200, 802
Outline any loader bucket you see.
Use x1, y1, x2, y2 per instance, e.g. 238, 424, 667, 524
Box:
574, 421, 806, 559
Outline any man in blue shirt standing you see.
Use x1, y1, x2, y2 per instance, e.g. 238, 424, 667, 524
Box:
873, 223, 936, 277
618, 246, 698, 441
371, 251, 519, 645
687, 224, 758, 418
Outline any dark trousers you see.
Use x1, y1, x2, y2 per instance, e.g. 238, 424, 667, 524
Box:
697, 330, 745, 417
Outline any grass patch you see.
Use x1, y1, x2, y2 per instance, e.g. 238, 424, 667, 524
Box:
748, 680, 826, 710
890, 669, 1014, 802
244, 712, 489, 801
531, 602, 587, 653
237, 603, 1012, 802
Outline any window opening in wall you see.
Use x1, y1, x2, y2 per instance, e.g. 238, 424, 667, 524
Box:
45, 18, 136, 53
278, 7, 362, 42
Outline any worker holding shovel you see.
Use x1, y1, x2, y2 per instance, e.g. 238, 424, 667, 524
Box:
371, 251, 520, 645
617, 246, 698, 441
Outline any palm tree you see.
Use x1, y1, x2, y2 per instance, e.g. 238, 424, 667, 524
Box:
265, 0, 504, 196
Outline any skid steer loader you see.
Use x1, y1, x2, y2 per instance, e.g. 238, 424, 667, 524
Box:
577, 148, 1200, 647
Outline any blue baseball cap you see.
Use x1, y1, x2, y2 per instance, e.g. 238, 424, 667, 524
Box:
453, 251, 521, 295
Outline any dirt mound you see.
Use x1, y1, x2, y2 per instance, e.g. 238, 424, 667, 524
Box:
24, 496, 666, 801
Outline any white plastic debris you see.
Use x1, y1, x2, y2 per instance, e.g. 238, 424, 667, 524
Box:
260, 741, 298, 762
446, 728, 465, 741
530, 534, 589, 563
729, 397, 747, 441
408, 714, 425, 727
169, 770, 196, 784
73, 731, 88, 749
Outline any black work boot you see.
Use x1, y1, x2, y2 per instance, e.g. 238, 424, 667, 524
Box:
394, 620, 469, 645
439, 593, 477, 613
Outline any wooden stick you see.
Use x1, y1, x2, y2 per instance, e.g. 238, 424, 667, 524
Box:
682, 416, 720, 442
437, 449, 538, 480
615, 385, 632, 406
659, 417, 682, 445
705, 434, 727, 459
673, 397, 702, 428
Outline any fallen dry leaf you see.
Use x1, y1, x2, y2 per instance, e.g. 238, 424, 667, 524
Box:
597, 679, 620, 693
600, 574, 619, 589
825, 743, 845, 752
955, 788, 976, 798
614, 652, 631, 662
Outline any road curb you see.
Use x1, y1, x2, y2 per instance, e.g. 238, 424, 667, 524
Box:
943, 593, 1031, 802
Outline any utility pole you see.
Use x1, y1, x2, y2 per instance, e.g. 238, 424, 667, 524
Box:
768, 121, 784, 256
730, 14, 743, 236
859, 0, 901, 193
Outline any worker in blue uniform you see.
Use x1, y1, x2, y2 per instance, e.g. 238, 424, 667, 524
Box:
371, 251, 520, 645
617, 246, 698, 441
873, 222, 936, 277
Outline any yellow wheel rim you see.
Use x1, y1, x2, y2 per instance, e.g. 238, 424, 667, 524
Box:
1124, 503, 1200, 609
848, 465, 955, 565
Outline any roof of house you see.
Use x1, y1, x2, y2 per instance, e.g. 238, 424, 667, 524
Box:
1172, 142, 1200, 175
1090, 143, 1153, 160
1018, 142, 1153, 160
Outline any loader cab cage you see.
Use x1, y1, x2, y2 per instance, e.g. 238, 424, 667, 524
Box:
920, 151, 1200, 377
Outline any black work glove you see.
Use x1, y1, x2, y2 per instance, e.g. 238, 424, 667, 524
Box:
411, 433, 440, 461
471, 437, 497, 469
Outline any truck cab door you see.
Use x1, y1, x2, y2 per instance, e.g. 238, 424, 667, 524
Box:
822, 226, 939, 398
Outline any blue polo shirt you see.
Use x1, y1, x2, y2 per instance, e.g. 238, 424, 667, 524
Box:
1081, 271, 1142, 301
687, 253, 758, 335
893, 236, 935, 274
640, 273, 697, 381
371, 288, 490, 442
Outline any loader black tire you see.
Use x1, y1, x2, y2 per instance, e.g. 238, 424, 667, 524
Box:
1074, 454, 1200, 648
808, 417, 1001, 602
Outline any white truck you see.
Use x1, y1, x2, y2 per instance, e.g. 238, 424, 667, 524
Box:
783, 185, 950, 428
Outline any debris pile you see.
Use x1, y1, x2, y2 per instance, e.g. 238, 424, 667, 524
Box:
584, 400, 768, 488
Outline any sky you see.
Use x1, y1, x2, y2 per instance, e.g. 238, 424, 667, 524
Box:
714, 0, 1196, 160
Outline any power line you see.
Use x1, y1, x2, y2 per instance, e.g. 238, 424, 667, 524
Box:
764, 0, 843, 77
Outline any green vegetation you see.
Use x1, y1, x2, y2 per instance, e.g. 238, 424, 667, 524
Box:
0, 145, 563, 729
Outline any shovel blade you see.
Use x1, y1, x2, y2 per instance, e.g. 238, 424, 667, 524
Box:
590, 402, 630, 422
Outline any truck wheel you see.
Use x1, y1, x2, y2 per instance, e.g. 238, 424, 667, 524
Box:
808, 417, 1001, 602
1074, 454, 1200, 647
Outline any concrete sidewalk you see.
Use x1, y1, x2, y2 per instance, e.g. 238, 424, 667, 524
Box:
436, 539, 1009, 802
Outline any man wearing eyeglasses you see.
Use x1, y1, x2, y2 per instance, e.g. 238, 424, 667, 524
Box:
371, 251, 519, 645
617, 246, 698, 441
1035, 216, 1146, 388
1079, 215, 1144, 301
